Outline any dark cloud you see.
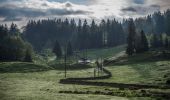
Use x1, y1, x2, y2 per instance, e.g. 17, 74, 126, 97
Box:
0, 0, 6, 2
0, 0, 21, 3
121, 7, 137, 12
121, 4, 160, 16
3, 17, 23, 22
47, 0, 94, 5
48, 8, 92, 15
0, 6, 91, 21
150, 4, 160, 8
133, 0, 145, 4
41, 3, 48, 7
0, 7, 46, 17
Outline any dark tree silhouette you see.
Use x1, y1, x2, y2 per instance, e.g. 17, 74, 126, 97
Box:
140, 30, 149, 52
126, 19, 136, 55
53, 40, 62, 58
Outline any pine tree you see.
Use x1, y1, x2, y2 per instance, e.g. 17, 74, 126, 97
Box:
67, 41, 73, 56
53, 40, 62, 58
140, 30, 149, 52
126, 19, 136, 55
0, 25, 8, 38
82, 19, 89, 49
10, 23, 20, 36
153, 11, 165, 34
76, 19, 82, 50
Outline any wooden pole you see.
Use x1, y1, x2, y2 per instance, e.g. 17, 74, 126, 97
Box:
94, 68, 96, 78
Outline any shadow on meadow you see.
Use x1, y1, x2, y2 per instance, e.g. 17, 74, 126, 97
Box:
49, 63, 93, 71
105, 51, 170, 66
0, 62, 93, 73
0, 62, 51, 73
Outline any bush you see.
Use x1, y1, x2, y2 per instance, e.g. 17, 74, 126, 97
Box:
166, 79, 170, 85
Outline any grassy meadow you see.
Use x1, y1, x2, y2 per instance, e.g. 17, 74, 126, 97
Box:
0, 45, 170, 100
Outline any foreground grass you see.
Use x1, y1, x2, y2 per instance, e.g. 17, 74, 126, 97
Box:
0, 62, 152, 100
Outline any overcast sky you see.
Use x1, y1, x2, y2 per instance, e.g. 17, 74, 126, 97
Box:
0, 0, 170, 27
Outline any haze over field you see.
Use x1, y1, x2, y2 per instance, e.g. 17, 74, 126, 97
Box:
0, 0, 170, 27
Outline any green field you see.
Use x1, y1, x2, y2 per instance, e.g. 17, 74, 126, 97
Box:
0, 46, 170, 100
77, 45, 126, 59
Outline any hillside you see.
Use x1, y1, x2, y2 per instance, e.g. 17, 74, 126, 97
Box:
0, 46, 170, 100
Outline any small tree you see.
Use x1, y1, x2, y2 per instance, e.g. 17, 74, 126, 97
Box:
53, 40, 62, 58
67, 41, 73, 56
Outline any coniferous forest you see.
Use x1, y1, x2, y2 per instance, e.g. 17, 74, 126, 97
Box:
0, 10, 170, 60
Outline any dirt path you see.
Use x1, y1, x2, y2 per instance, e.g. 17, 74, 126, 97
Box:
59, 67, 170, 89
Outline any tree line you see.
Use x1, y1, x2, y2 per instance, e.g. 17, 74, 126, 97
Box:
24, 18, 126, 52
126, 19, 170, 55
1, 9, 170, 60
123, 10, 170, 35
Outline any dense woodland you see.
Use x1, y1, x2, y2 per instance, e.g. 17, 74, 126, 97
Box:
0, 9, 170, 61
24, 19, 125, 51
0, 24, 33, 62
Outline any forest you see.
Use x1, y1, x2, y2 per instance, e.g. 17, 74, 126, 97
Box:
0, 10, 170, 60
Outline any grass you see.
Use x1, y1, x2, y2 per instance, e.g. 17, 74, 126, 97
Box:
99, 51, 170, 85
0, 62, 150, 100
0, 62, 50, 73
76, 45, 126, 59
77, 51, 168, 85
0, 46, 170, 100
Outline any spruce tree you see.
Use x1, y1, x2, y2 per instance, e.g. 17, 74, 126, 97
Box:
10, 23, 20, 36
126, 19, 136, 55
140, 30, 149, 52
53, 40, 62, 58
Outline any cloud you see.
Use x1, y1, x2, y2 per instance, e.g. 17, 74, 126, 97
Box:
0, 0, 170, 27
122, 7, 137, 12
0, 7, 45, 18
133, 0, 145, 4
0, 1, 92, 21
120, 4, 161, 18
3, 17, 23, 22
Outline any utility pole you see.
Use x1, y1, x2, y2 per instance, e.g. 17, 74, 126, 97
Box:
94, 68, 96, 78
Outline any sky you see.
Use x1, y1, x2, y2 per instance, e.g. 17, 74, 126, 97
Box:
0, 0, 170, 27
